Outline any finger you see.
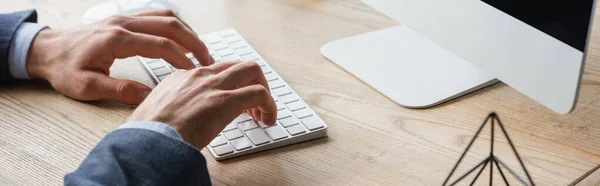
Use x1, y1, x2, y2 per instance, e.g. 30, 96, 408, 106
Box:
133, 9, 193, 32
227, 85, 277, 125
108, 29, 195, 69
120, 16, 213, 66
186, 61, 240, 78
205, 61, 240, 73
70, 72, 152, 105
245, 110, 256, 119
252, 108, 262, 121
215, 62, 269, 91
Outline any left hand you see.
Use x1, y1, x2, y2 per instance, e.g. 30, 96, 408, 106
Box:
26, 10, 213, 104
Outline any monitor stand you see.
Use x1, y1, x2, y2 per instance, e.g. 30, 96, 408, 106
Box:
321, 25, 499, 108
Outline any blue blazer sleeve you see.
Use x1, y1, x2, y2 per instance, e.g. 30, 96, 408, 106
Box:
64, 129, 211, 186
0, 10, 38, 83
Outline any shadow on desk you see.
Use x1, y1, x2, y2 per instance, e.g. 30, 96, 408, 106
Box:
208, 137, 329, 185
0, 79, 137, 109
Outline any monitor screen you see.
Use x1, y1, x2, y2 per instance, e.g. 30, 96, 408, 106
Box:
482, 0, 595, 51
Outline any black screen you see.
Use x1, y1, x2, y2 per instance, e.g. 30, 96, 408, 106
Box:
481, 0, 594, 51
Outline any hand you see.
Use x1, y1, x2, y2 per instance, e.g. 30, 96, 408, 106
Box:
127, 62, 277, 149
27, 10, 214, 104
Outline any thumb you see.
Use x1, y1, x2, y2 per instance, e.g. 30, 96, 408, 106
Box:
87, 73, 152, 105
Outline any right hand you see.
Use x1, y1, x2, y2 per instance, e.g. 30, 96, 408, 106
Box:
127, 62, 278, 149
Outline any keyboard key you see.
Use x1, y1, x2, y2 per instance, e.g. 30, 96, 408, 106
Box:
279, 93, 299, 104
264, 71, 278, 81
211, 42, 228, 50
265, 77, 279, 82
279, 116, 300, 127
293, 108, 314, 119
277, 92, 292, 97
140, 57, 158, 62
286, 100, 306, 111
209, 135, 227, 147
241, 53, 260, 61
191, 58, 201, 67
245, 128, 271, 145
222, 54, 241, 62
208, 48, 216, 56
232, 45, 247, 51
223, 122, 237, 131
230, 137, 252, 150
276, 101, 286, 110
300, 116, 325, 131
158, 74, 169, 81
277, 109, 293, 119
153, 66, 171, 76
212, 55, 222, 63
220, 29, 237, 37
212, 143, 234, 156
261, 66, 273, 74
235, 47, 254, 56
238, 120, 258, 131
225, 37, 242, 44
269, 80, 285, 90
202, 33, 223, 44
286, 124, 306, 136
229, 40, 245, 49
257, 121, 270, 128
256, 59, 268, 66
223, 129, 244, 140
218, 48, 235, 56
264, 125, 288, 141
234, 114, 253, 123
273, 86, 292, 96
147, 60, 166, 69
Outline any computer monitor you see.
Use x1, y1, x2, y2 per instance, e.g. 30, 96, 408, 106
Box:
321, 0, 596, 114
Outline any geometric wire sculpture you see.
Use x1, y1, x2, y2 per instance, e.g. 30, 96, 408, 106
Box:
442, 112, 535, 186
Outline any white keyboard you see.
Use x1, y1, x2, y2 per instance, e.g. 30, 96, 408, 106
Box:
138, 29, 328, 160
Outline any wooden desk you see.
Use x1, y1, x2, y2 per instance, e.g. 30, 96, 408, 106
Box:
1, 0, 600, 185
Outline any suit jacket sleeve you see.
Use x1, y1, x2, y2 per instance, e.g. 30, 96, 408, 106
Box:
64, 129, 211, 186
0, 10, 38, 83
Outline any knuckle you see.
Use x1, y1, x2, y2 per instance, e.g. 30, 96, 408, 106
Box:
244, 61, 261, 70
165, 18, 183, 29
73, 76, 95, 95
157, 38, 176, 49
258, 86, 270, 96
113, 82, 133, 101
105, 27, 129, 39
105, 15, 129, 25
202, 76, 220, 86
190, 68, 210, 77
251, 86, 270, 98
235, 62, 261, 74
214, 91, 233, 100
206, 91, 232, 106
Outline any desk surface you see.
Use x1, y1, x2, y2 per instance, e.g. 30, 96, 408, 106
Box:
1, 0, 600, 185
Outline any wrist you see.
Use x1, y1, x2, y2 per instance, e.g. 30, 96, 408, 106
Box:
26, 28, 61, 80
131, 114, 208, 148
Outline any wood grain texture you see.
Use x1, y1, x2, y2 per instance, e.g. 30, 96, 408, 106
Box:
1, 0, 600, 185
